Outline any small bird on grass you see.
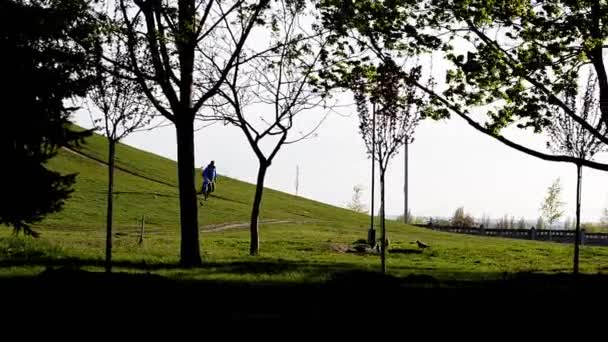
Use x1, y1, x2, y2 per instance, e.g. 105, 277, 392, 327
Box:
416, 240, 429, 249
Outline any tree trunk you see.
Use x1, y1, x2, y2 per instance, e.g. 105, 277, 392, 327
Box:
105, 139, 116, 273
250, 162, 268, 256
176, 118, 201, 266
403, 142, 408, 224
369, 103, 376, 244
380, 171, 387, 274
574, 163, 583, 275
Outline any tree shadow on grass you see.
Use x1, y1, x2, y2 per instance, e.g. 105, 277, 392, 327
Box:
389, 248, 422, 255
3, 252, 608, 293
4, 256, 608, 325
0, 256, 361, 277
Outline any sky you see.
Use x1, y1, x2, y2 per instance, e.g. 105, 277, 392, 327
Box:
73, 4, 608, 224
73, 96, 608, 224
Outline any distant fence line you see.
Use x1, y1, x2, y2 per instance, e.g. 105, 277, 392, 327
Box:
414, 224, 608, 246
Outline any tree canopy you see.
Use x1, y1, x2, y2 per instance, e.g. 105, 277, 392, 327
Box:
0, 0, 98, 235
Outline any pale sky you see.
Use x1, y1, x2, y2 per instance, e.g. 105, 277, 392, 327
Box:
73, 6, 608, 224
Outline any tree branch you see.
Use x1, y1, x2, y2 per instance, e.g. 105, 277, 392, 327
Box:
465, 20, 608, 146
413, 79, 608, 172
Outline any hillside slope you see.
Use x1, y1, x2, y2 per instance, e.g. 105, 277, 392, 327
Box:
39, 128, 365, 232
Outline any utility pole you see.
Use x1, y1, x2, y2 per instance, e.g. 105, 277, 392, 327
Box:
295, 165, 300, 196
404, 141, 408, 224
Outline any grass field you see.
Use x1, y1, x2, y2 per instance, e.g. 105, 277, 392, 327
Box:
1, 128, 607, 284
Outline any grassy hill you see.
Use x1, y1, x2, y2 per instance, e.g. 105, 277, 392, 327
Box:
1, 128, 607, 283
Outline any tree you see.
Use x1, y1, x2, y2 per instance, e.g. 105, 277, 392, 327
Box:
536, 216, 546, 230
517, 217, 526, 230
480, 214, 491, 228
509, 216, 515, 230
451, 207, 474, 228
564, 217, 572, 230
209, 0, 329, 255
0, 0, 97, 236
352, 59, 425, 273
347, 185, 367, 213
318, 0, 608, 173
89, 12, 154, 273
117, 0, 269, 265
396, 210, 414, 223
541, 178, 565, 229
601, 208, 608, 227
546, 73, 607, 273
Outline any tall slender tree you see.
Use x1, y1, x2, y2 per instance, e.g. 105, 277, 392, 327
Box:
546, 74, 607, 274
89, 9, 154, 272
352, 59, 424, 273
209, 0, 330, 255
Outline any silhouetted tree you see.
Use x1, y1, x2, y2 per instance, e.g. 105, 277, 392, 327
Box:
509, 216, 515, 230
117, 0, 269, 265
496, 214, 509, 229
546, 74, 607, 274
536, 216, 546, 230
0, 0, 97, 236
480, 214, 491, 228
601, 208, 608, 227
89, 10, 154, 272
451, 207, 474, 228
564, 217, 572, 230
352, 59, 424, 273
209, 0, 330, 255
517, 217, 526, 230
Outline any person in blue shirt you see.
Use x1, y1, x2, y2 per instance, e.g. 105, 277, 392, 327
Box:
201, 161, 217, 199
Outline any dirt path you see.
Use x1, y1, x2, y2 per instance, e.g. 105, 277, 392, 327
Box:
201, 219, 310, 233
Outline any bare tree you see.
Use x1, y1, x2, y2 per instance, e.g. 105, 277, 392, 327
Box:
89, 14, 154, 273
536, 216, 546, 230
208, 0, 329, 255
546, 74, 608, 274
517, 217, 526, 230
496, 214, 510, 229
116, 0, 269, 265
480, 213, 491, 228
601, 208, 608, 227
564, 217, 572, 230
352, 59, 424, 273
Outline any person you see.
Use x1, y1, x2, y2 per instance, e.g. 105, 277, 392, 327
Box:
201, 161, 217, 198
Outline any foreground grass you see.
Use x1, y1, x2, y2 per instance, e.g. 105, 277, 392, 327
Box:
2, 220, 608, 283
2, 128, 607, 284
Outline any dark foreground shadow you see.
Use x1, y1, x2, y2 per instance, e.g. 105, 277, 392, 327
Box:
1, 266, 608, 327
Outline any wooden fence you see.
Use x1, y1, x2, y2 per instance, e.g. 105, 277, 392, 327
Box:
414, 224, 608, 246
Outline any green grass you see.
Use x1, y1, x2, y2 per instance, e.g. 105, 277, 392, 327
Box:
1, 128, 607, 283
